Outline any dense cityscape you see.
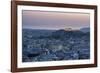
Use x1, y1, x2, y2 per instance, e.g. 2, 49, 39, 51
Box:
22, 28, 90, 62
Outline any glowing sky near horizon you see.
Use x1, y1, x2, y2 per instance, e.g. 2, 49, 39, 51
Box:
22, 10, 90, 30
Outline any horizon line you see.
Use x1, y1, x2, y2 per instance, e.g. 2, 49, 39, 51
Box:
22, 27, 90, 30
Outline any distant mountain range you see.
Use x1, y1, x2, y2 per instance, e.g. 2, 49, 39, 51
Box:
23, 29, 55, 37
80, 27, 90, 33
23, 27, 90, 38
51, 29, 89, 39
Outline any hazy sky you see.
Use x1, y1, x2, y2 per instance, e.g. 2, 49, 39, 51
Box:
22, 10, 90, 30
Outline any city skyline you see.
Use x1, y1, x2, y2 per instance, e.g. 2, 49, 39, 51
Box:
22, 10, 90, 30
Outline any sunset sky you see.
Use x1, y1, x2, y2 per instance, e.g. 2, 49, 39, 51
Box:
22, 10, 90, 30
